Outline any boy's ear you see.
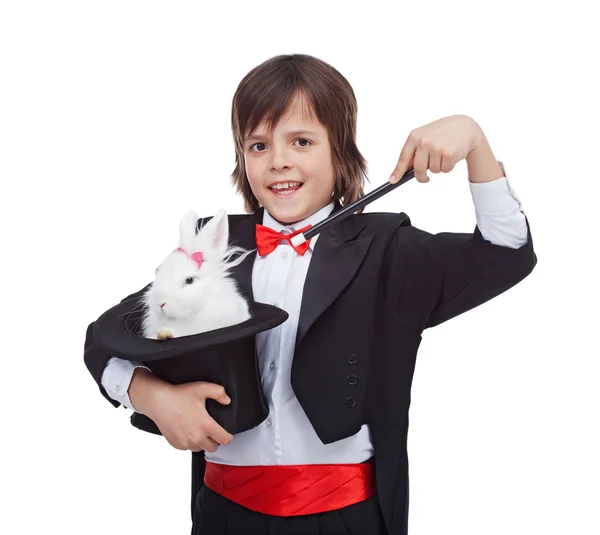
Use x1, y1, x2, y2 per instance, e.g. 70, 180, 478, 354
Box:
201, 208, 229, 253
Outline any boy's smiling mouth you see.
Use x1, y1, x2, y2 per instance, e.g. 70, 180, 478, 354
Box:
268, 181, 304, 196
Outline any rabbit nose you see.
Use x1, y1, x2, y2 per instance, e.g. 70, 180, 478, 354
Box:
159, 302, 166, 309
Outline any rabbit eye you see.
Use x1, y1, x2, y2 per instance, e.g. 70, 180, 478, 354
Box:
185, 277, 194, 285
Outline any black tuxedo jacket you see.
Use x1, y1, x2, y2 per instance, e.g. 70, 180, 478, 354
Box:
83, 202, 536, 535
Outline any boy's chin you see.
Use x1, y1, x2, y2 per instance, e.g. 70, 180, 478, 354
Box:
263, 201, 310, 226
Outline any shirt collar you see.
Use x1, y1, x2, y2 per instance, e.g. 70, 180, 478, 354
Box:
261, 202, 335, 250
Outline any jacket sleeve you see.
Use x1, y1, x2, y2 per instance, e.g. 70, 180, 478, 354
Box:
384, 213, 537, 331
83, 283, 151, 407
423, 215, 537, 328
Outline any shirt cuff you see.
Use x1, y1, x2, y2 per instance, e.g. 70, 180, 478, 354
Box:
469, 161, 523, 216
101, 357, 151, 412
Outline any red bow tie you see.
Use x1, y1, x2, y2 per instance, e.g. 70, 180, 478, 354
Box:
255, 224, 312, 257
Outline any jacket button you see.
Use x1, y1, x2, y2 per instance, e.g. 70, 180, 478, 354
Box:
346, 353, 358, 365
347, 374, 358, 386
346, 397, 357, 408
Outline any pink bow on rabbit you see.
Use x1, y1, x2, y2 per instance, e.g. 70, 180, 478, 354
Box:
177, 247, 203, 268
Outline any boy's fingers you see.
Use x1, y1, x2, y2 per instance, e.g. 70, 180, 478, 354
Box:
413, 149, 431, 183
390, 137, 417, 183
207, 419, 234, 446
198, 437, 220, 453
200, 382, 231, 405
195, 382, 234, 445
215, 393, 231, 405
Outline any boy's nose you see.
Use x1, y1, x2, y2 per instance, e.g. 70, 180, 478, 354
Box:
270, 148, 291, 170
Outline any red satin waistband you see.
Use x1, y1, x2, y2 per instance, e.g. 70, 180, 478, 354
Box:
203, 461, 376, 517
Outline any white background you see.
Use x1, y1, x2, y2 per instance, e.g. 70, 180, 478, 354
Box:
1, 1, 598, 534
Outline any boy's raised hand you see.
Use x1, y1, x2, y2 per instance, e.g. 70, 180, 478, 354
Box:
129, 368, 234, 452
389, 114, 484, 184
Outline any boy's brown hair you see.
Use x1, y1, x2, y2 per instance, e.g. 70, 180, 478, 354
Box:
230, 54, 368, 214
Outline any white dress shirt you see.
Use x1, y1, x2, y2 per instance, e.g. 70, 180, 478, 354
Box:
101, 163, 528, 465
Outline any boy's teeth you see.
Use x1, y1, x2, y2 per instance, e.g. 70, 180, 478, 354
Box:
271, 182, 301, 190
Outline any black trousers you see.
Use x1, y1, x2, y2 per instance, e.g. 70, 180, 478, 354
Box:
192, 484, 387, 535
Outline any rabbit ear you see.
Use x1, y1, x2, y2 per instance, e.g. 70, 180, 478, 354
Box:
179, 210, 199, 250
200, 208, 229, 254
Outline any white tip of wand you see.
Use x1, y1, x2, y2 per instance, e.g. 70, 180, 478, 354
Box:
290, 233, 307, 247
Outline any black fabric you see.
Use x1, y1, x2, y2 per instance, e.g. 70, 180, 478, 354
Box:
192, 485, 386, 535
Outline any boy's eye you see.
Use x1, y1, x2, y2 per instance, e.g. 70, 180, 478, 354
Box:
250, 142, 266, 152
249, 139, 311, 151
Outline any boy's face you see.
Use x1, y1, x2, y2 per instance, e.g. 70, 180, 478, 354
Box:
243, 94, 336, 225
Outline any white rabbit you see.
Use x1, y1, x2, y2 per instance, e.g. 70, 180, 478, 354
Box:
141, 208, 254, 340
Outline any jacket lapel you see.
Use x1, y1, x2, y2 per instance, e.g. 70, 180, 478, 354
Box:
226, 204, 374, 351
295, 203, 374, 351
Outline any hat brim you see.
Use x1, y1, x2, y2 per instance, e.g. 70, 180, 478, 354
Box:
93, 297, 288, 362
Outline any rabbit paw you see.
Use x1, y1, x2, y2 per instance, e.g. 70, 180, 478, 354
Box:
157, 328, 174, 340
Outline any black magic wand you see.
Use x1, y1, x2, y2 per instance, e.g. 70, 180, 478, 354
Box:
290, 168, 416, 247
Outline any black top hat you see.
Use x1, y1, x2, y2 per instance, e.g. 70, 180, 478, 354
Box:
93, 296, 288, 436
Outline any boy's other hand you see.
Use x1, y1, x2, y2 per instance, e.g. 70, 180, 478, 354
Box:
389, 114, 483, 184
129, 368, 234, 452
